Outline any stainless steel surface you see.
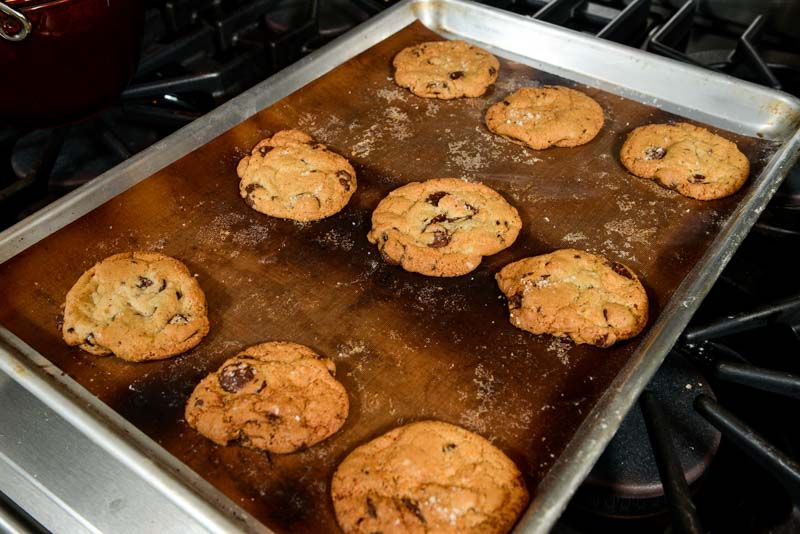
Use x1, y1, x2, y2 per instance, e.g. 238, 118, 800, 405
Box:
0, 2, 30, 42
0, 0, 799, 532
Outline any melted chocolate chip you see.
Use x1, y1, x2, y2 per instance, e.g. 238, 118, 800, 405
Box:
465, 202, 479, 214
176, 290, 183, 300
194, 398, 204, 407
366, 497, 377, 518
503, 100, 510, 106
594, 333, 609, 346
401, 498, 426, 524
219, 363, 256, 393
443, 442, 457, 452
603, 308, 609, 321
645, 146, 666, 160
267, 412, 281, 424
67, 327, 75, 333
489, 66, 496, 76
449, 71, 464, 80
430, 214, 447, 224
574, 254, 581, 259
426, 191, 448, 206
690, 173, 706, 183
429, 230, 450, 248
508, 293, 523, 309
245, 183, 263, 195
611, 262, 634, 280
136, 276, 153, 289
337, 170, 352, 191
169, 314, 189, 325
158, 279, 167, 292
85, 333, 96, 346
257, 380, 267, 393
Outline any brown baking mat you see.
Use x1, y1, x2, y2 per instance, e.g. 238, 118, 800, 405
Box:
0, 22, 778, 533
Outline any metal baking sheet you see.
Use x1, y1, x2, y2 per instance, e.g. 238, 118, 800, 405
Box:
1, 1, 799, 533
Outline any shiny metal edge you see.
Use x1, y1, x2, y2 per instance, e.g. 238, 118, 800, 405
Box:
415, 0, 800, 139
0, 329, 260, 534
0, 0, 799, 532
517, 128, 800, 532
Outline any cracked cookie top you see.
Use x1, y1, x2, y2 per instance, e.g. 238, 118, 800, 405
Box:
62, 251, 209, 362
185, 341, 349, 454
367, 178, 522, 277
331, 420, 529, 534
237, 130, 357, 221
619, 122, 750, 200
485, 86, 604, 149
496, 249, 648, 348
393, 40, 500, 100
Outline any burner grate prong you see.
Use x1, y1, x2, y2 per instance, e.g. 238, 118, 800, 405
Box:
682, 294, 800, 343
695, 395, 800, 505
728, 15, 782, 90
533, 0, 587, 25
641, 391, 704, 534
596, 0, 650, 44
714, 361, 800, 400
648, 0, 703, 66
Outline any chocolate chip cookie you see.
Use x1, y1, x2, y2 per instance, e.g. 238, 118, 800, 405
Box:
393, 40, 500, 99
331, 420, 529, 534
237, 130, 357, 221
62, 252, 209, 362
496, 249, 648, 347
619, 122, 750, 200
485, 86, 604, 149
185, 341, 348, 453
367, 178, 522, 277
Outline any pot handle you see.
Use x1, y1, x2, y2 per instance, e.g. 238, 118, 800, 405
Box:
0, 1, 31, 42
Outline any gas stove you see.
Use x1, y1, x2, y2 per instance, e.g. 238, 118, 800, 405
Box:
1, 1, 799, 532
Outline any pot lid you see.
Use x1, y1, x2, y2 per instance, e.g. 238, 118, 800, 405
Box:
3, 0, 65, 8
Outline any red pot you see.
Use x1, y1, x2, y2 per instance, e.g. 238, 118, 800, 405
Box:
0, 0, 145, 127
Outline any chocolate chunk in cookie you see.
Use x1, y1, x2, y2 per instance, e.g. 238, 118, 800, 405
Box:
62, 252, 209, 362
185, 342, 348, 454
237, 130, 357, 221
367, 178, 521, 277
496, 249, 649, 347
619, 122, 750, 200
331, 420, 529, 534
485, 86, 604, 149
393, 40, 500, 100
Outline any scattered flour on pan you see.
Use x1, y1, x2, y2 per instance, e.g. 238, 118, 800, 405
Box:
297, 112, 345, 144
313, 227, 355, 251
547, 337, 572, 366
562, 231, 588, 244
424, 100, 440, 117
376, 87, 408, 103
448, 139, 486, 171
604, 219, 656, 245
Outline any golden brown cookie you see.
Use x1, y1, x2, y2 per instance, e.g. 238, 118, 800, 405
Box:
393, 40, 500, 99
496, 249, 648, 347
485, 86, 604, 149
237, 130, 357, 221
331, 420, 529, 534
185, 342, 348, 453
62, 252, 209, 362
619, 122, 750, 200
367, 178, 522, 277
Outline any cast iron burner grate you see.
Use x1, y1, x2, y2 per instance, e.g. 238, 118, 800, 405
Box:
0, 0, 376, 228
